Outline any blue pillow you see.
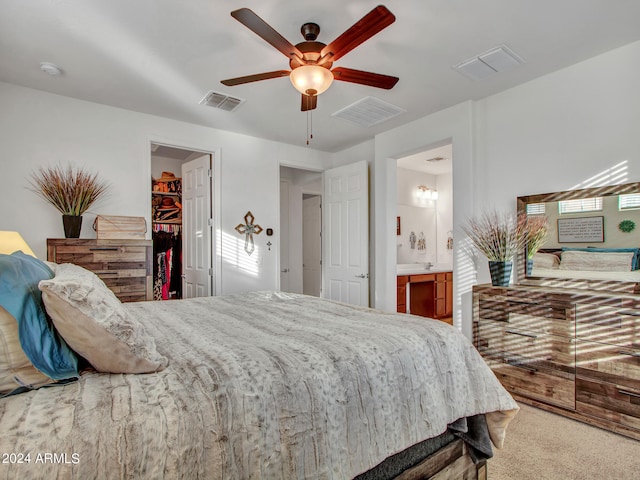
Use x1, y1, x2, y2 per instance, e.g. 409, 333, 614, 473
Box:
0, 252, 78, 380
561, 247, 640, 270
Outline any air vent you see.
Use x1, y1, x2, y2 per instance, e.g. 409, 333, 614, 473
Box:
331, 96, 405, 127
426, 156, 447, 163
454, 44, 525, 81
199, 91, 245, 112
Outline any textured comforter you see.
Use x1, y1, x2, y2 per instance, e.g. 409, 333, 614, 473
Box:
0, 291, 518, 479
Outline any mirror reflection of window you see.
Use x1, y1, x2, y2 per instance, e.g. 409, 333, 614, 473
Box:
558, 197, 603, 214
526, 203, 546, 215
619, 193, 640, 211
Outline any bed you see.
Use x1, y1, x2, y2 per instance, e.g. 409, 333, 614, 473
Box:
0, 253, 518, 479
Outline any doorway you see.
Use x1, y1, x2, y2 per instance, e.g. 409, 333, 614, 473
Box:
279, 166, 322, 296
396, 143, 453, 270
150, 143, 215, 299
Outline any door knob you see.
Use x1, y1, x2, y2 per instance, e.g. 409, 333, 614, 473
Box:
355, 273, 369, 278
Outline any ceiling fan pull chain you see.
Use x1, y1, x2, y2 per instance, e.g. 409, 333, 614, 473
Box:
306, 107, 313, 145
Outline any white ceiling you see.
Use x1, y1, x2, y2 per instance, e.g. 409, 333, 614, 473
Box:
2, 1, 640, 153
397, 144, 452, 175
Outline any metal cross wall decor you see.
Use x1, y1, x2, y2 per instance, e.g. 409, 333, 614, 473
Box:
235, 211, 263, 255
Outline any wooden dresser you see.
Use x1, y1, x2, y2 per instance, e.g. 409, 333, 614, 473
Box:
47, 238, 152, 302
473, 283, 640, 440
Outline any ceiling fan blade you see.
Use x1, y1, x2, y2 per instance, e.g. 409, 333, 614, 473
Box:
221, 70, 291, 86
301, 94, 317, 111
231, 8, 303, 59
321, 5, 395, 63
331, 67, 399, 89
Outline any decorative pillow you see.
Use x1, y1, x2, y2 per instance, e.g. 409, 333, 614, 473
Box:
562, 247, 640, 270
559, 250, 634, 272
0, 252, 79, 381
0, 305, 52, 393
533, 252, 560, 269
39, 263, 167, 374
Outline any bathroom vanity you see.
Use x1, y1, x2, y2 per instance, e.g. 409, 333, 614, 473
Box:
397, 265, 453, 324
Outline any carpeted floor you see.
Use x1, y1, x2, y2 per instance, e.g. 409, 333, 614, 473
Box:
489, 403, 640, 480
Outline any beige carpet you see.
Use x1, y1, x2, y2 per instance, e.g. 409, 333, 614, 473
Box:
489, 403, 640, 480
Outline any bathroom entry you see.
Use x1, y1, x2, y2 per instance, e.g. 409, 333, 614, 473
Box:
396, 144, 453, 268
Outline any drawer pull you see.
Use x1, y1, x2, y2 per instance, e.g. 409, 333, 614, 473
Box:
98, 272, 118, 276
618, 350, 640, 358
506, 330, 538, 339
505, 358, 538, 373
618, 389, 640, 399
89, 247, 120, 251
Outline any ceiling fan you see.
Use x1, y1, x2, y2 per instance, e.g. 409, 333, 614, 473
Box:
221, 5, 399, 112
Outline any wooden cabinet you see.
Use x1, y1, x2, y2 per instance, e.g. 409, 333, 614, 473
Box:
47, 238, 152, 302
473, 284, 640, 440
397, 272, 453, 324
397, 275, 408, 313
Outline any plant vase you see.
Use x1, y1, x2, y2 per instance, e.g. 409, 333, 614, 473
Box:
62, 215, 83, 238
489, 261, 512, 287
526, 258, 534, 276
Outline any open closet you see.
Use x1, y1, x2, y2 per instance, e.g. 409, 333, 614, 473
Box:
152, 170, 182, 299
151, 143, 212, 300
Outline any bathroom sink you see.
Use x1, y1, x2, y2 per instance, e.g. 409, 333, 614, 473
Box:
396, 264, 452, 275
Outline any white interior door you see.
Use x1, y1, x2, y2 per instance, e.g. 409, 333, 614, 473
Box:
182, 155, 212, 298
322, 160, 369, 306
279, 179, 291, 292
303, 195, 322, 297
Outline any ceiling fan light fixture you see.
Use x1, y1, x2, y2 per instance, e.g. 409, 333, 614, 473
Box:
290, 65, 334, 96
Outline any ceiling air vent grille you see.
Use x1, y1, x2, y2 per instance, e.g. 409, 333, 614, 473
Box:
199, 91, 245, 112
454, 44, 525, 81
332, 96, 405, 127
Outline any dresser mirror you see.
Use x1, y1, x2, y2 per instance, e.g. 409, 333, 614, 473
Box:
516, 181, 640, 287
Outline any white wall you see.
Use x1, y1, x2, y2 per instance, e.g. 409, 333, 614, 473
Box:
367, 39, 640, 338
0, 81, 331, 295
371, 101, 475, 334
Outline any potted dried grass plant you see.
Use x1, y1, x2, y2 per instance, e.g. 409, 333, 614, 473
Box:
29, 164, 110, 238
461, 210, 528, 286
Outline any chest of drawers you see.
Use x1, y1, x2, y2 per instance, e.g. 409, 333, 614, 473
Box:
47, 238, 152, 302
473, 284, 640, 440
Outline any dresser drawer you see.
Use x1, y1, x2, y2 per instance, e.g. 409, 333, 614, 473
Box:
576, 304, 640, 347
477, 295, 574, 337
576, 340, 640, 388
477, 321, 575, 409
576, 376, 640, 433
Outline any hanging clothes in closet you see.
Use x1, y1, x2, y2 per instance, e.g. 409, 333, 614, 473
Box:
152, 225, 182, 300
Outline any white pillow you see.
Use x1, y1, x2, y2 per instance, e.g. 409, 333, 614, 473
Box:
559, 250, 634, 272
533, 252, 560, 269
39, 263, 167, 374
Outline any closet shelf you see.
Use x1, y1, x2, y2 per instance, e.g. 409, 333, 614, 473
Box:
153, 219, 182, 225
152, 192, 180, 197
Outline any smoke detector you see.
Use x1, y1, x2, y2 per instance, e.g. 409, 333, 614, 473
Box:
40, 62, 62, 76
426, 156, 447, 163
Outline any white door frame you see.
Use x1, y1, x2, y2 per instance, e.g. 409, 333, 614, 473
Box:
148, 138, 222, 295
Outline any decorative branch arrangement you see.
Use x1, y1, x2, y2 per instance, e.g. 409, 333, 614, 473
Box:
28, 164, 109, 216
235, 211, 263, 255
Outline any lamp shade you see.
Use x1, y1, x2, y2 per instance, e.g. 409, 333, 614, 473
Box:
290, 65, 334, 96
0, 231, 37, 257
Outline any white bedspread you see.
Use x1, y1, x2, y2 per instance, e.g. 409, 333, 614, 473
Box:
0, 291, 517, 479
